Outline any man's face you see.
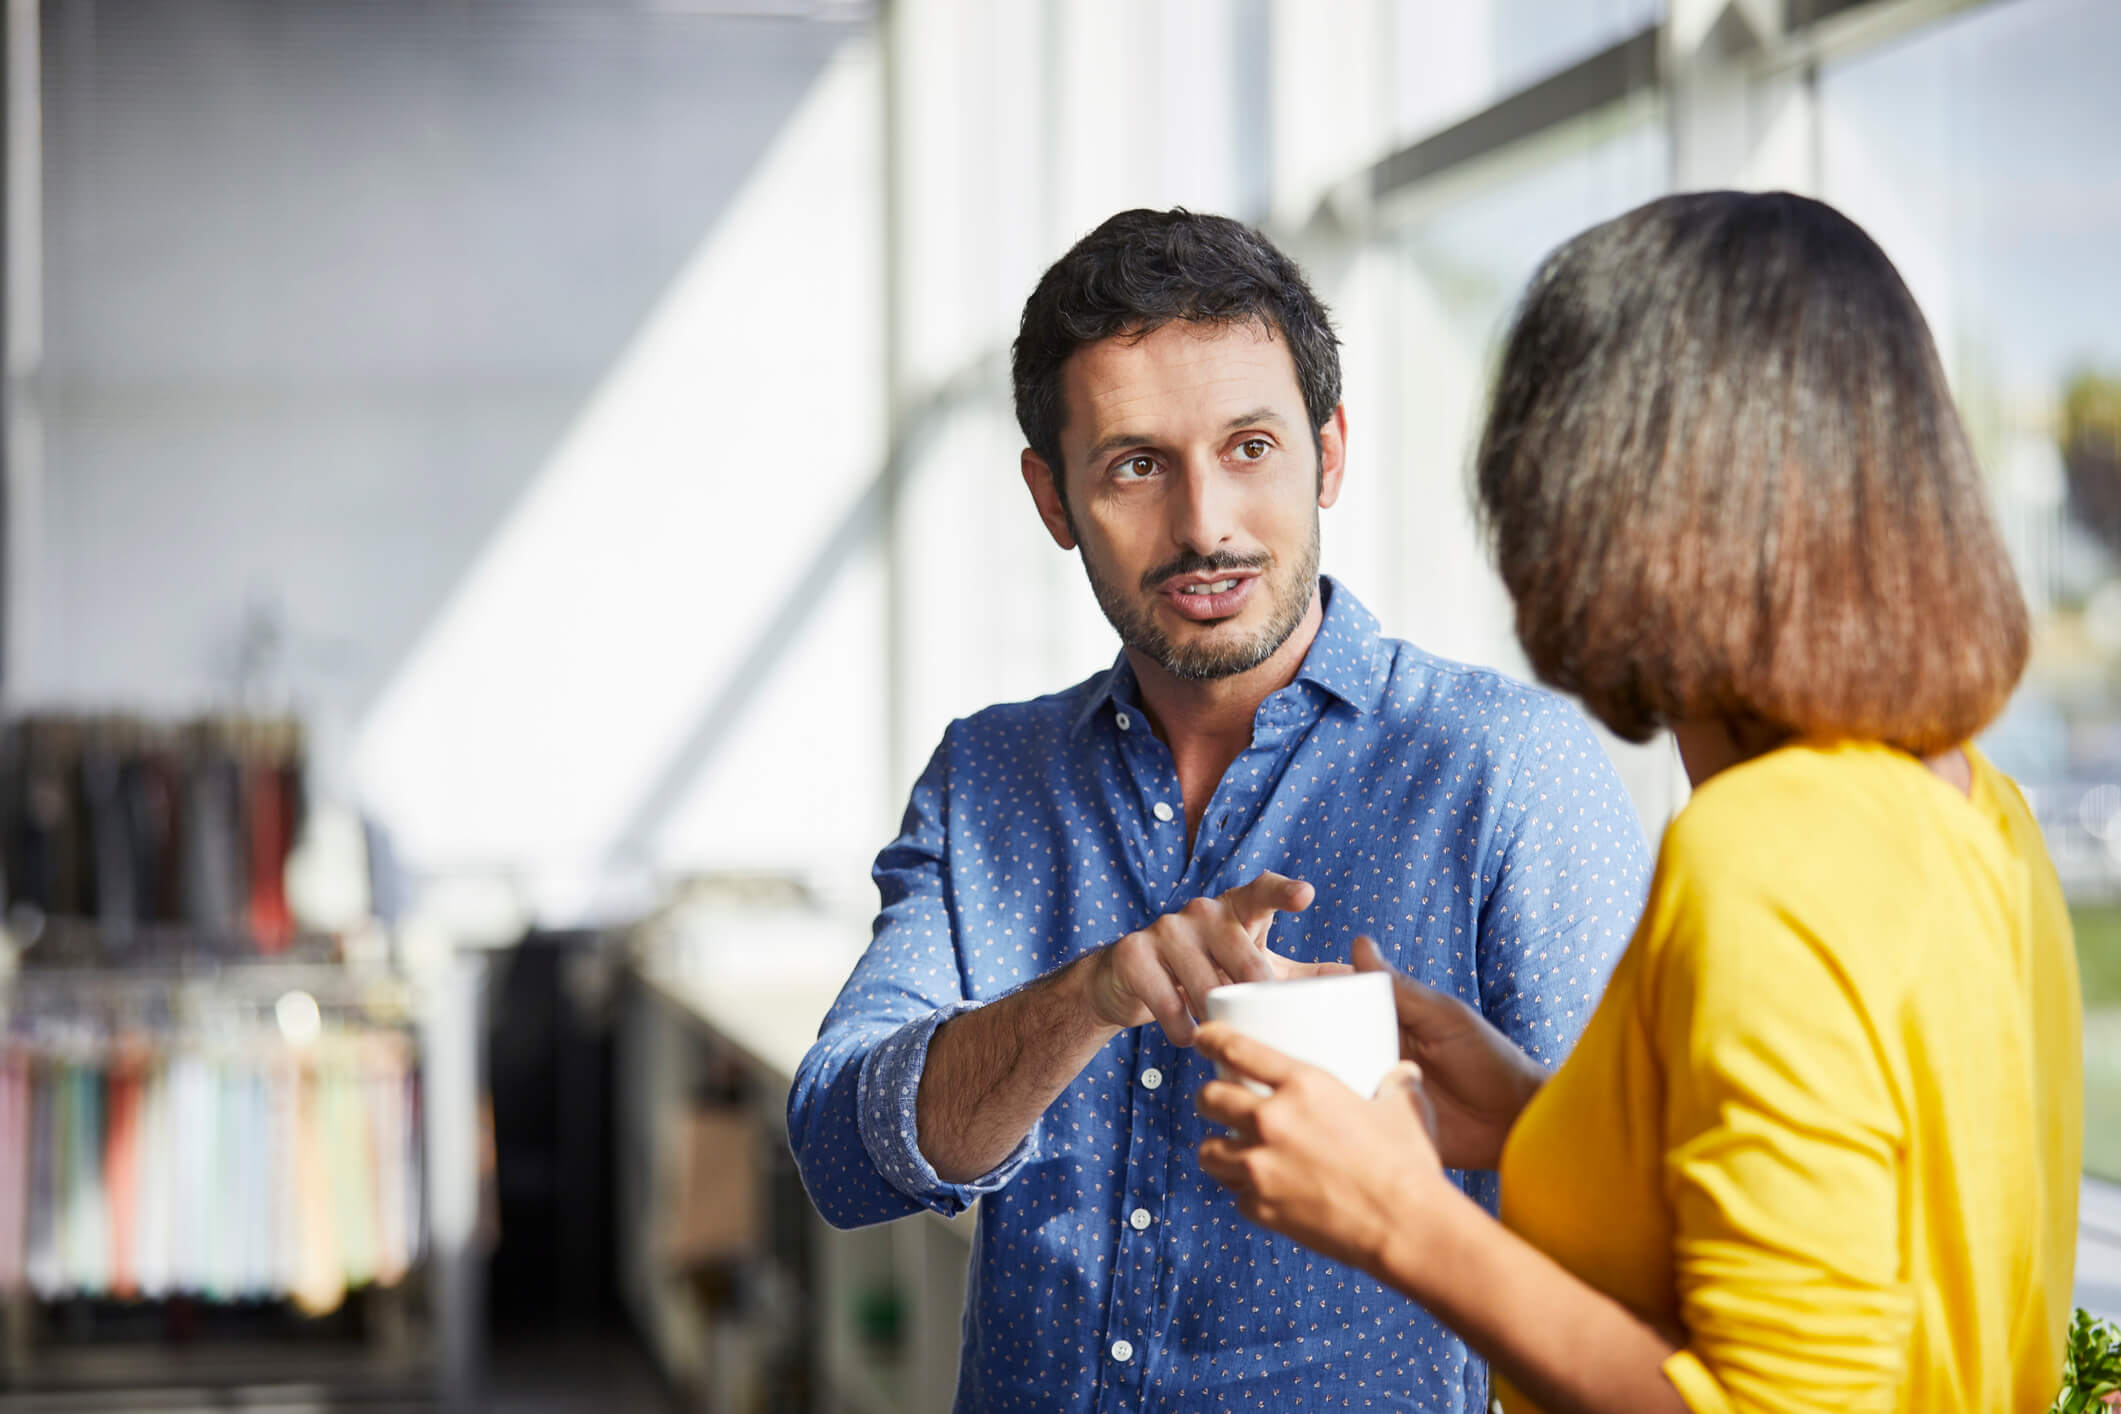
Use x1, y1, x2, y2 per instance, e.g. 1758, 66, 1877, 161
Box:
1023, 320, 1345, 682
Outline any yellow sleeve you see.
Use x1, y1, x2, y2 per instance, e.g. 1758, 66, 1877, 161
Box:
1647, 859, 1914, 1414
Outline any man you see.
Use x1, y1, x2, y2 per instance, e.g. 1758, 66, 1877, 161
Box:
789, 208, 1652, 1412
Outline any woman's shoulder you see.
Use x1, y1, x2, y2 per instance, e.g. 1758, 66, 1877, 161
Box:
1659, 739, 1926, 878
1642, 738, 2030, 1003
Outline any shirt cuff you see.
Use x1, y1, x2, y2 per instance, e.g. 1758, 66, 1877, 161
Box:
855, 1000, 1040, 1215
1660, 1349, 1735, 1414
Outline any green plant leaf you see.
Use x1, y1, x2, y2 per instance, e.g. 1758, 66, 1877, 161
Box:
2056, 1308, 2121, 1413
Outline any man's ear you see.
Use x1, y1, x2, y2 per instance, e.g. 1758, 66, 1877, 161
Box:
1317, 404, 1348, 510
1021, 449, 1077, 551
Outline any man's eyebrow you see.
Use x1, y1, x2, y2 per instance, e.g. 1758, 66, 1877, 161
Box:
1083, 409, 1290, 465
1084, 429, 1155, 464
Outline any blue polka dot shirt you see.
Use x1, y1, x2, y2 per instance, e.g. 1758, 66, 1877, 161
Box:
789, 578, 1652, 1413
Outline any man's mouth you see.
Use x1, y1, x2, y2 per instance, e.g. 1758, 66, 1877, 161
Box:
1159, 572, 1260, 622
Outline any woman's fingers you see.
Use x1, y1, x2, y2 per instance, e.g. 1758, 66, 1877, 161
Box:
1194, 1075, 1265, 1135
1372, 1058, 1424, 1095
1192, 1022, 1302, 1089
1376, 1060, 1441, 1146
1197, 1135, 1252, 1190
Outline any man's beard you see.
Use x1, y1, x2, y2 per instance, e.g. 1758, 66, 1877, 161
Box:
1076, 517, 1321, 682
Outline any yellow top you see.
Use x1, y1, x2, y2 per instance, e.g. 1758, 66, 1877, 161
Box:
1497, 740, 2083, 1414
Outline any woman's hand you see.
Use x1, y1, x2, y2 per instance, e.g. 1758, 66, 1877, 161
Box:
1194, 1024, 1455, 1280
1353, 935, 1550, 1170
1197, 1022, 1690, 1414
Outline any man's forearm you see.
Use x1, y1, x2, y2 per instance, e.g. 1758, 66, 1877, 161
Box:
916, 952, 1124, 1184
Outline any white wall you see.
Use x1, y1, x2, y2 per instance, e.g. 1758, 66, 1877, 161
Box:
20, 3, 853, 786
18, 1, 871, 913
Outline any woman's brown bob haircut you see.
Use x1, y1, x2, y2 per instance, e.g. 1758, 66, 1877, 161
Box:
1475, 190, 2028, 756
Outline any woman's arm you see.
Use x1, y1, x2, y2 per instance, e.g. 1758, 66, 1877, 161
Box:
1195, 1026, 1687, 1414
1383, 1177, 1688, 1414
1201, 864, 1922, 1414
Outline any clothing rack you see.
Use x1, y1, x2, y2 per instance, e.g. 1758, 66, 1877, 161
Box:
0, 928, 487, 1410
0, 713, 309, 953
0, 965, 422, 1309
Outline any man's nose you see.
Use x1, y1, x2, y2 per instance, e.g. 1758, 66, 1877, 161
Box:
1169, 458, 1236, 555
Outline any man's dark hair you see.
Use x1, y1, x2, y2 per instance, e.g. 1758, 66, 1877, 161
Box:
1011, 208, 1341, 503
1475, 190, 2028, 755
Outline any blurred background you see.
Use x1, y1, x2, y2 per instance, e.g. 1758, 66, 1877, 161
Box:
0, 0, 2113, 1409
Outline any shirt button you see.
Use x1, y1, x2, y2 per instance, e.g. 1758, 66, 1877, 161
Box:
1152, 801, 1175, 823
1140, 1068, 1163, 1090
1115, 711, 1131, 731
1111, 1339, 1134, 1364
1129, 1207, 1152, 1231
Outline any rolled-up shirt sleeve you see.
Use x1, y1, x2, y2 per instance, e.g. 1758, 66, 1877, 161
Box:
852, 999, 1036, 1211
788, 729, 1038, 1228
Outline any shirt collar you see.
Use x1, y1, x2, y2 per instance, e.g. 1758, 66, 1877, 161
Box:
1295, 576, 1386, 713
1069, 576, 1386, 736
1070, 653, 1138, 737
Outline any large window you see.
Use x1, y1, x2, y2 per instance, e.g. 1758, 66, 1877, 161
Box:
1820, 0, 2121, 1184
1375, 105, 1682, 825
1383, 0, 1664, 147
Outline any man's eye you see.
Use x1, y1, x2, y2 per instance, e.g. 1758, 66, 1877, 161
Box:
1116, 456, 1157, 480
1237, 439, 1270, 461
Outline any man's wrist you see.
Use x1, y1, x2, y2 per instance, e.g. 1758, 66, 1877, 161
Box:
1062, 948, 1131, 1037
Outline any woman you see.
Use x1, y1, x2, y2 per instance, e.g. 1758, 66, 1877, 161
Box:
1192, 190, 2084, 1413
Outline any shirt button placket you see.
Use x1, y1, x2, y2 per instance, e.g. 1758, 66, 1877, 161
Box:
1105, 1033, 1171, 1407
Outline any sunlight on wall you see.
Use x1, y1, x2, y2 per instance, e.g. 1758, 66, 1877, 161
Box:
351, 35, 887, 913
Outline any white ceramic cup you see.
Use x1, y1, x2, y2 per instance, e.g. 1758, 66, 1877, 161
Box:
1202, 971, 1400, 1097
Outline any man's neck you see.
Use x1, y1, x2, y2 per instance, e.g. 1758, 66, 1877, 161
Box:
1126, 586, 1326, 847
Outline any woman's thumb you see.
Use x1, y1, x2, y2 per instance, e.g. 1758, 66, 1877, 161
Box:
1378, 1059, 1423, 1091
